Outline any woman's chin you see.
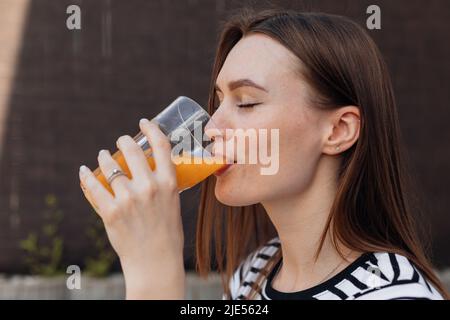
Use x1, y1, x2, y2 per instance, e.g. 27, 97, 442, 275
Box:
214, 182, 257, 207
214, 186, 236, 206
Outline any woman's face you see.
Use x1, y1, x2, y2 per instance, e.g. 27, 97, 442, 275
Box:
208, 33, 330, 207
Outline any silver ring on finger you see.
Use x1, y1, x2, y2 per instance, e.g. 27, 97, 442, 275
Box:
106, 168, 127, 185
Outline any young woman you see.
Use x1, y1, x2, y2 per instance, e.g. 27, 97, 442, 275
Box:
79, 9, 448, 300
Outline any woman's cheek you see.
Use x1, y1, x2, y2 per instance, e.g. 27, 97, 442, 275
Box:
213, 118, 320, 205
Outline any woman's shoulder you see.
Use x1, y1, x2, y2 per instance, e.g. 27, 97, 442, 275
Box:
226, 240, 444, 300
225, 237, 281, 299
352, 251, 444, 300
240, 237, 281, 273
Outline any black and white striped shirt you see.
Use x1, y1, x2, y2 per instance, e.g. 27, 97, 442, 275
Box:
225, 238, 444, 300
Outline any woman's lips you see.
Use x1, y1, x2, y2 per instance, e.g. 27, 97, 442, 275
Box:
214, 163, 233, 177
211, 152, 235, 177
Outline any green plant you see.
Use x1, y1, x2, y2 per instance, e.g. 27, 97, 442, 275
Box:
19, 194, 64, 276
83, 213, 118, 277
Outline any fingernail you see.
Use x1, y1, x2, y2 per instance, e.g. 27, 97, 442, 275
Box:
140, 118, 149, 125
79, 165, 88, 175
98, 149, 108, 156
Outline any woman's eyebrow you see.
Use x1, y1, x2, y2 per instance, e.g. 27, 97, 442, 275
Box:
214, 78, 268, 93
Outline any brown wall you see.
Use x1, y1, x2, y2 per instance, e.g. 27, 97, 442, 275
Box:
0, 0, 449, 273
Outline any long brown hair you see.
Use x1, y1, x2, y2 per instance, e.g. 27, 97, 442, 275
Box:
195, 8, 449, 299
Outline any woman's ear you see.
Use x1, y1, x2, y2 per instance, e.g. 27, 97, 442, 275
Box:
322, 106, 361, 155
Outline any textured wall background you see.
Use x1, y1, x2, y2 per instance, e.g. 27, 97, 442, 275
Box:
0, 0, 449, 273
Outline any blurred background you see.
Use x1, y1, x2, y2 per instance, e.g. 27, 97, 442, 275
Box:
0, 0, 449, 299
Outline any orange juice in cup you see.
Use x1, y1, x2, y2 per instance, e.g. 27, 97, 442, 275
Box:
82, 96, 226, 208
93, 148, 226, 195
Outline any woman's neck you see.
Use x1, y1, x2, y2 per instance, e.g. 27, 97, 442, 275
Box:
261, 157, 359, 292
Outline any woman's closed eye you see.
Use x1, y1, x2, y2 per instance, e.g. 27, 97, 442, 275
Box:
237, 102, 261, 108
213, 102, 261, 111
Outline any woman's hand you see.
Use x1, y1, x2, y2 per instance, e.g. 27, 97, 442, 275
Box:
79, 118, 185, 299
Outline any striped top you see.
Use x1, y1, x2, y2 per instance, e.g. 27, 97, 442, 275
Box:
224, 237, 444, 300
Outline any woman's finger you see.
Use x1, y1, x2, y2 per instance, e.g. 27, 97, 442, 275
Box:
116, 135, 154, 184
79, 165, 115, 217
97, 149, 130, 196
80, 182, 101, 214
139, 118, 177, 184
